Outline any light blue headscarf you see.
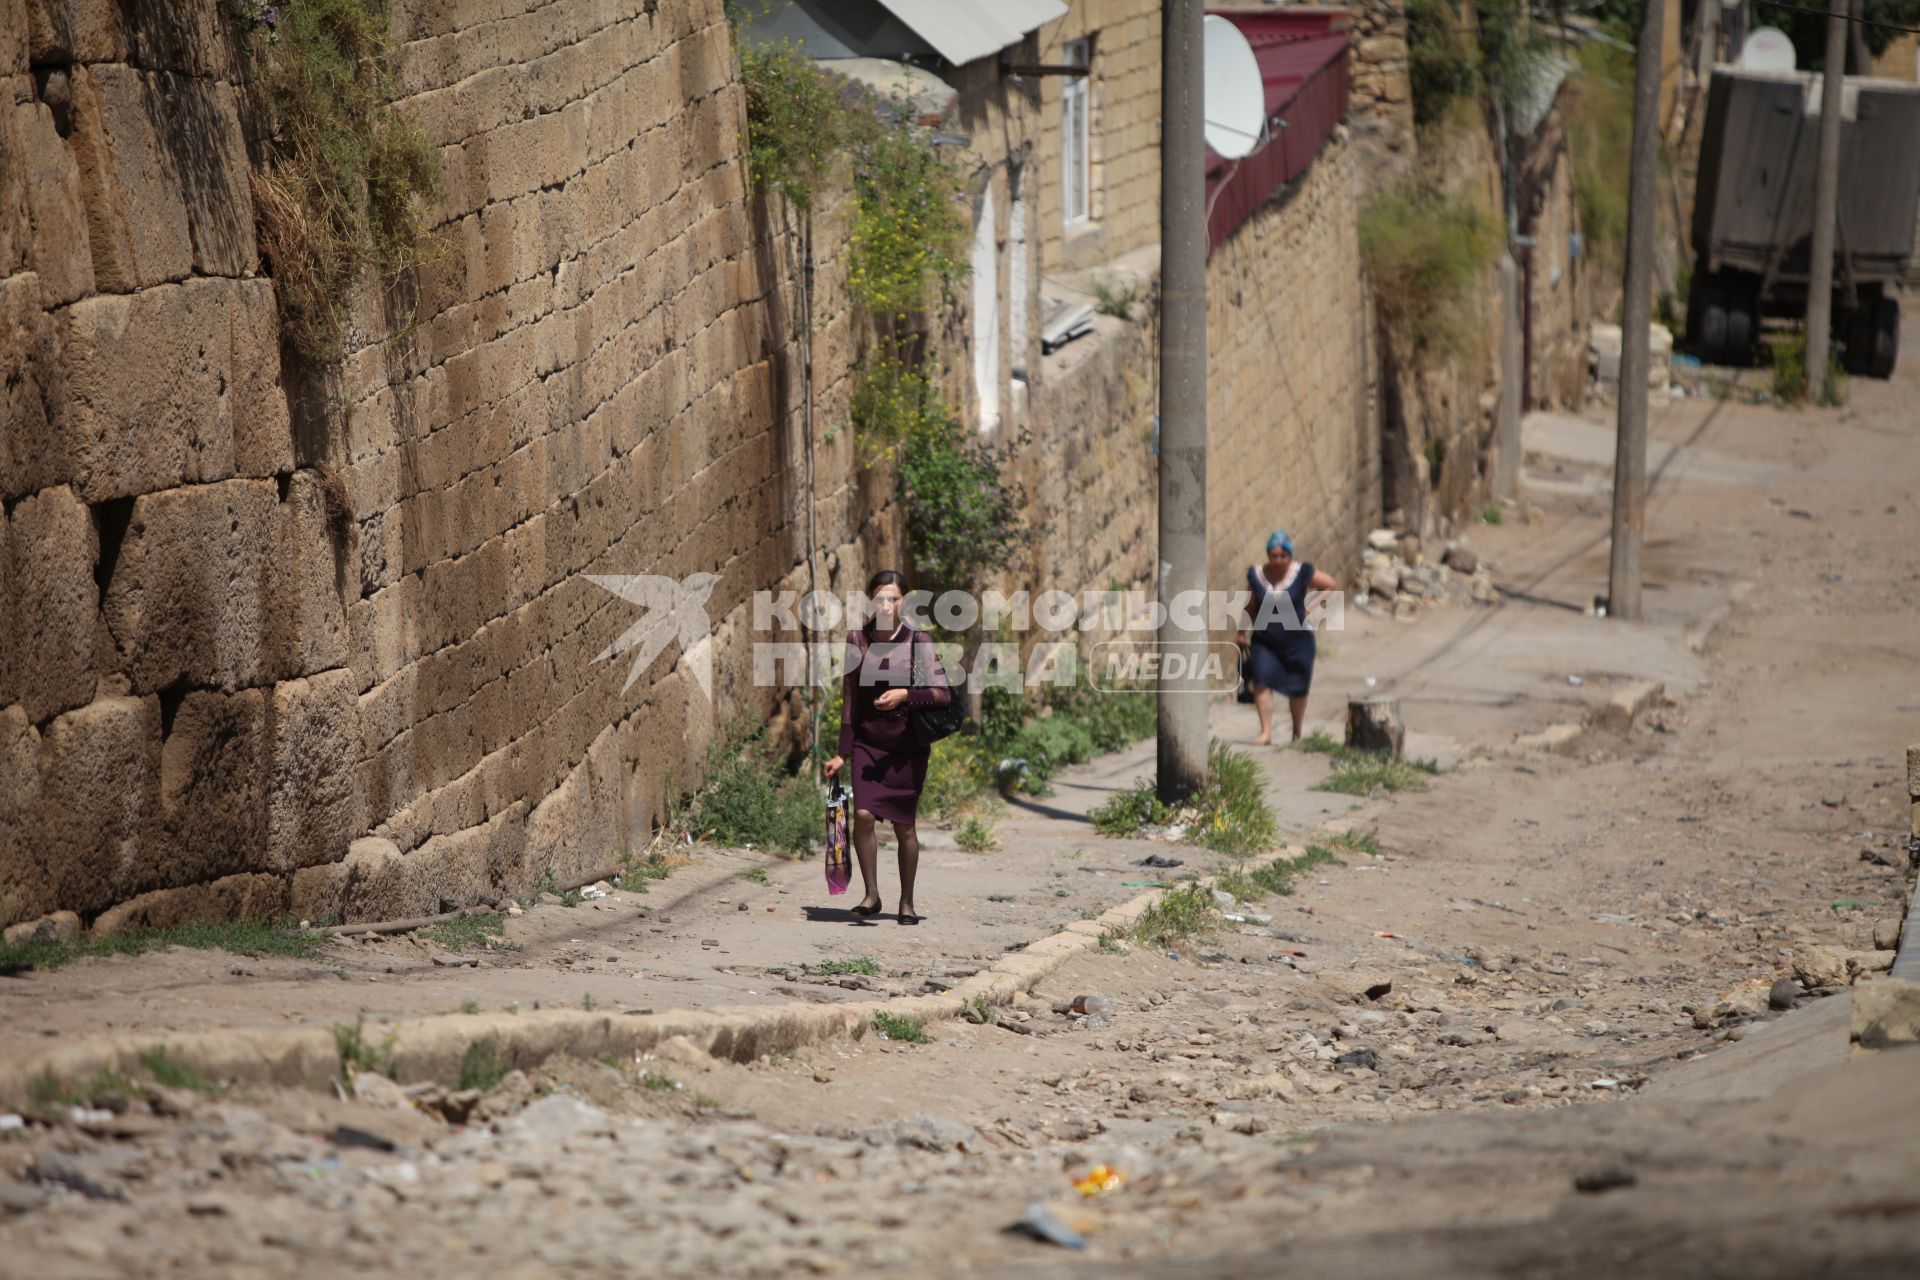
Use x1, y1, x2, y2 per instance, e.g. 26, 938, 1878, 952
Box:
1266, 529, 1293, 555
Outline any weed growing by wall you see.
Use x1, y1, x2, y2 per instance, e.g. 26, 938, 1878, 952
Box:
1565, 42, 1634, 274
845, 111, 966, 315
739, 42, 845, 213
1406, 0, 1480, 125
1359, 186, 1500, 359
234, 0, 443, 361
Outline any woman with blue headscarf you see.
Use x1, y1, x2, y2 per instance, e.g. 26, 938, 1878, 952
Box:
1236, 530, 1337, 744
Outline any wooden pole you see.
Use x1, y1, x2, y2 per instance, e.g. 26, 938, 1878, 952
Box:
1608, 0, 1666, 623
1805, 1, 1847, 402
1157, 0, 1209, 803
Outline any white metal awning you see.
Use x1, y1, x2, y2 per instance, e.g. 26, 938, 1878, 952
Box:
872, 0, 1067, 66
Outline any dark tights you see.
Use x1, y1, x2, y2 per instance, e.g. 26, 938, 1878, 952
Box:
853, 808, 919, 915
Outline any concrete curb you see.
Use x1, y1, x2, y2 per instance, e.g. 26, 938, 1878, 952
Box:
1515, 680, 1666, 756
0, 889, 1166, 1110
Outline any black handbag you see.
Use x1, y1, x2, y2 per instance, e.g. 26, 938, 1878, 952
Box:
1236, 645, 1256, 704
908, 631, 965, 748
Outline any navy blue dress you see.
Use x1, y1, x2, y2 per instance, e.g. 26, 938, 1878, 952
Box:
1245, 562, 1316, 699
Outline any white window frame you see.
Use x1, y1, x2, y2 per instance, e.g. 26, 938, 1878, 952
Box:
1061, 38, 1090, 228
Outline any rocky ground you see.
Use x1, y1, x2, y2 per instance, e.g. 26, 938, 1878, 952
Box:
1, 349, 1918, 1276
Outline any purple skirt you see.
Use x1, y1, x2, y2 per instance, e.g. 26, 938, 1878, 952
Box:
849, 710, 929, 825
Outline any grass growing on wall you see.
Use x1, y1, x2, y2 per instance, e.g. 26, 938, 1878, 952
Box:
1358, 186, 1501, 359
739, 41, 845, 213
1564, 41, 1634, 275
236, 0, 443, 361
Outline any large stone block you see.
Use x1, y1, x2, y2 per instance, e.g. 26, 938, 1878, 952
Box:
5, 484, 98, 722
155, 687, 269, 889
410, 802, 527, 912
278, 471, 351, 675
1, 93, 97, 306
339, 835, 434, 923
92, 872, 288, 937
0, 276, 61, 500
37, 695, 161, 915
99, 478, 281, 692
54, 279, 289, 501
266, 670, 362, 872
66, 63, 194, 291
24, 0, 128, 64
0, 707, 46, 925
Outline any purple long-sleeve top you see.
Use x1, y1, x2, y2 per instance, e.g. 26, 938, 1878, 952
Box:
837, 624, 952, 759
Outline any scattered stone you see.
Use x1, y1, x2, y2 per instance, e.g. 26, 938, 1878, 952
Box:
1441, 544, 1479, 575
1210, 1109, 1268, 1135
737, 901, 749, 912
1791, 945, 1850, 991
349, 1072, 412, 1110
1861, 846, 1899, 868
1006, 1203, 1086, 1249
432, 954, 479, 968
503, 1096, 615, 1145
1873, 919, 1904, 952
1768, 977, 1803, 1011
0, 1181, 47, 1214
1, 912, 82, 947
1209, 889, 1238, 911
1335, 1049, 1378, 1071
331, 1125, 399, 1153
1574, 1166, 1637, 1193
31, 1154, 124, 1201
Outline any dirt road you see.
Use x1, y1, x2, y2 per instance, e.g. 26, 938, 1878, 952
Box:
1, 347, 1917, 1277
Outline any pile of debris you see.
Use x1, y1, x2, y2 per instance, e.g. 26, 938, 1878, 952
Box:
1352, 527, 1498, 619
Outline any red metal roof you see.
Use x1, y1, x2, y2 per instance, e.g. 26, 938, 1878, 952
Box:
1203, 10, 1351, 251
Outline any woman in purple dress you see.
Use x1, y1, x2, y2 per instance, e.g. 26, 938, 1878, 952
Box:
823, 571, 952, 925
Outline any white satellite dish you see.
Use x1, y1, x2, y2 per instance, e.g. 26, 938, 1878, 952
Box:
1739, 27, 1798, 73
1203, 15, 1265, 159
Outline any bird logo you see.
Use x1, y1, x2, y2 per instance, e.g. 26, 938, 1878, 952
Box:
586, 572, 721, 699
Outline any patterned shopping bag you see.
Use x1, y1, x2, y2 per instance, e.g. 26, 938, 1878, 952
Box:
824, 784, 852, 895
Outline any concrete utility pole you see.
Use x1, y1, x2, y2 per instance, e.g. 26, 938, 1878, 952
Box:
1608, 0, 1667, 623
1805, 0, 1847, 401
1157, 0, 1208, 803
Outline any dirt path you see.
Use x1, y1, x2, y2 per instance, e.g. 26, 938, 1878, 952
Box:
1, 342, 1917, 1275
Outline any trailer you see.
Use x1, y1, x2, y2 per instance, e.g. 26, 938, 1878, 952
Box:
1688, 66, 1920, 376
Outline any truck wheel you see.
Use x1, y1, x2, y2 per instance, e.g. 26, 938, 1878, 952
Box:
1723, 295, 1753, 366
1869, 296, 1899, 378
1841, 306, 1873, 375
1695, 279, 1729, 364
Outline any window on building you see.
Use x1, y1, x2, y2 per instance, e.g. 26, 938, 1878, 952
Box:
1061, 38, 1090, 228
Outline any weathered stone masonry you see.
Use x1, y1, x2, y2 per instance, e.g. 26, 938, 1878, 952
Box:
1, 0, 888, 930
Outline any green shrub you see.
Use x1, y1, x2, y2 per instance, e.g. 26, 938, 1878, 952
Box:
846, 110, 967, 315
0, 919, 327, 976
955, 815, 999, 854
457, 1039, 507, 1092
898, 412, 1031, 598
683, 725, 821, 856
1090, 741, 1278, 855
237, 0, 443, 360
870, 1012, 932, 1043
1407, 0, 1481, 124
1567, 42, 1634, 272
1130, 884, 1219, 948
739, 41, 845, 213
1768, 329, 1845, 406
1359, 188, 1501, 358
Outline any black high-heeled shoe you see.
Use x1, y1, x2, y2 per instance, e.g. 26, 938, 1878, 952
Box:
850, 898, 884, 918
